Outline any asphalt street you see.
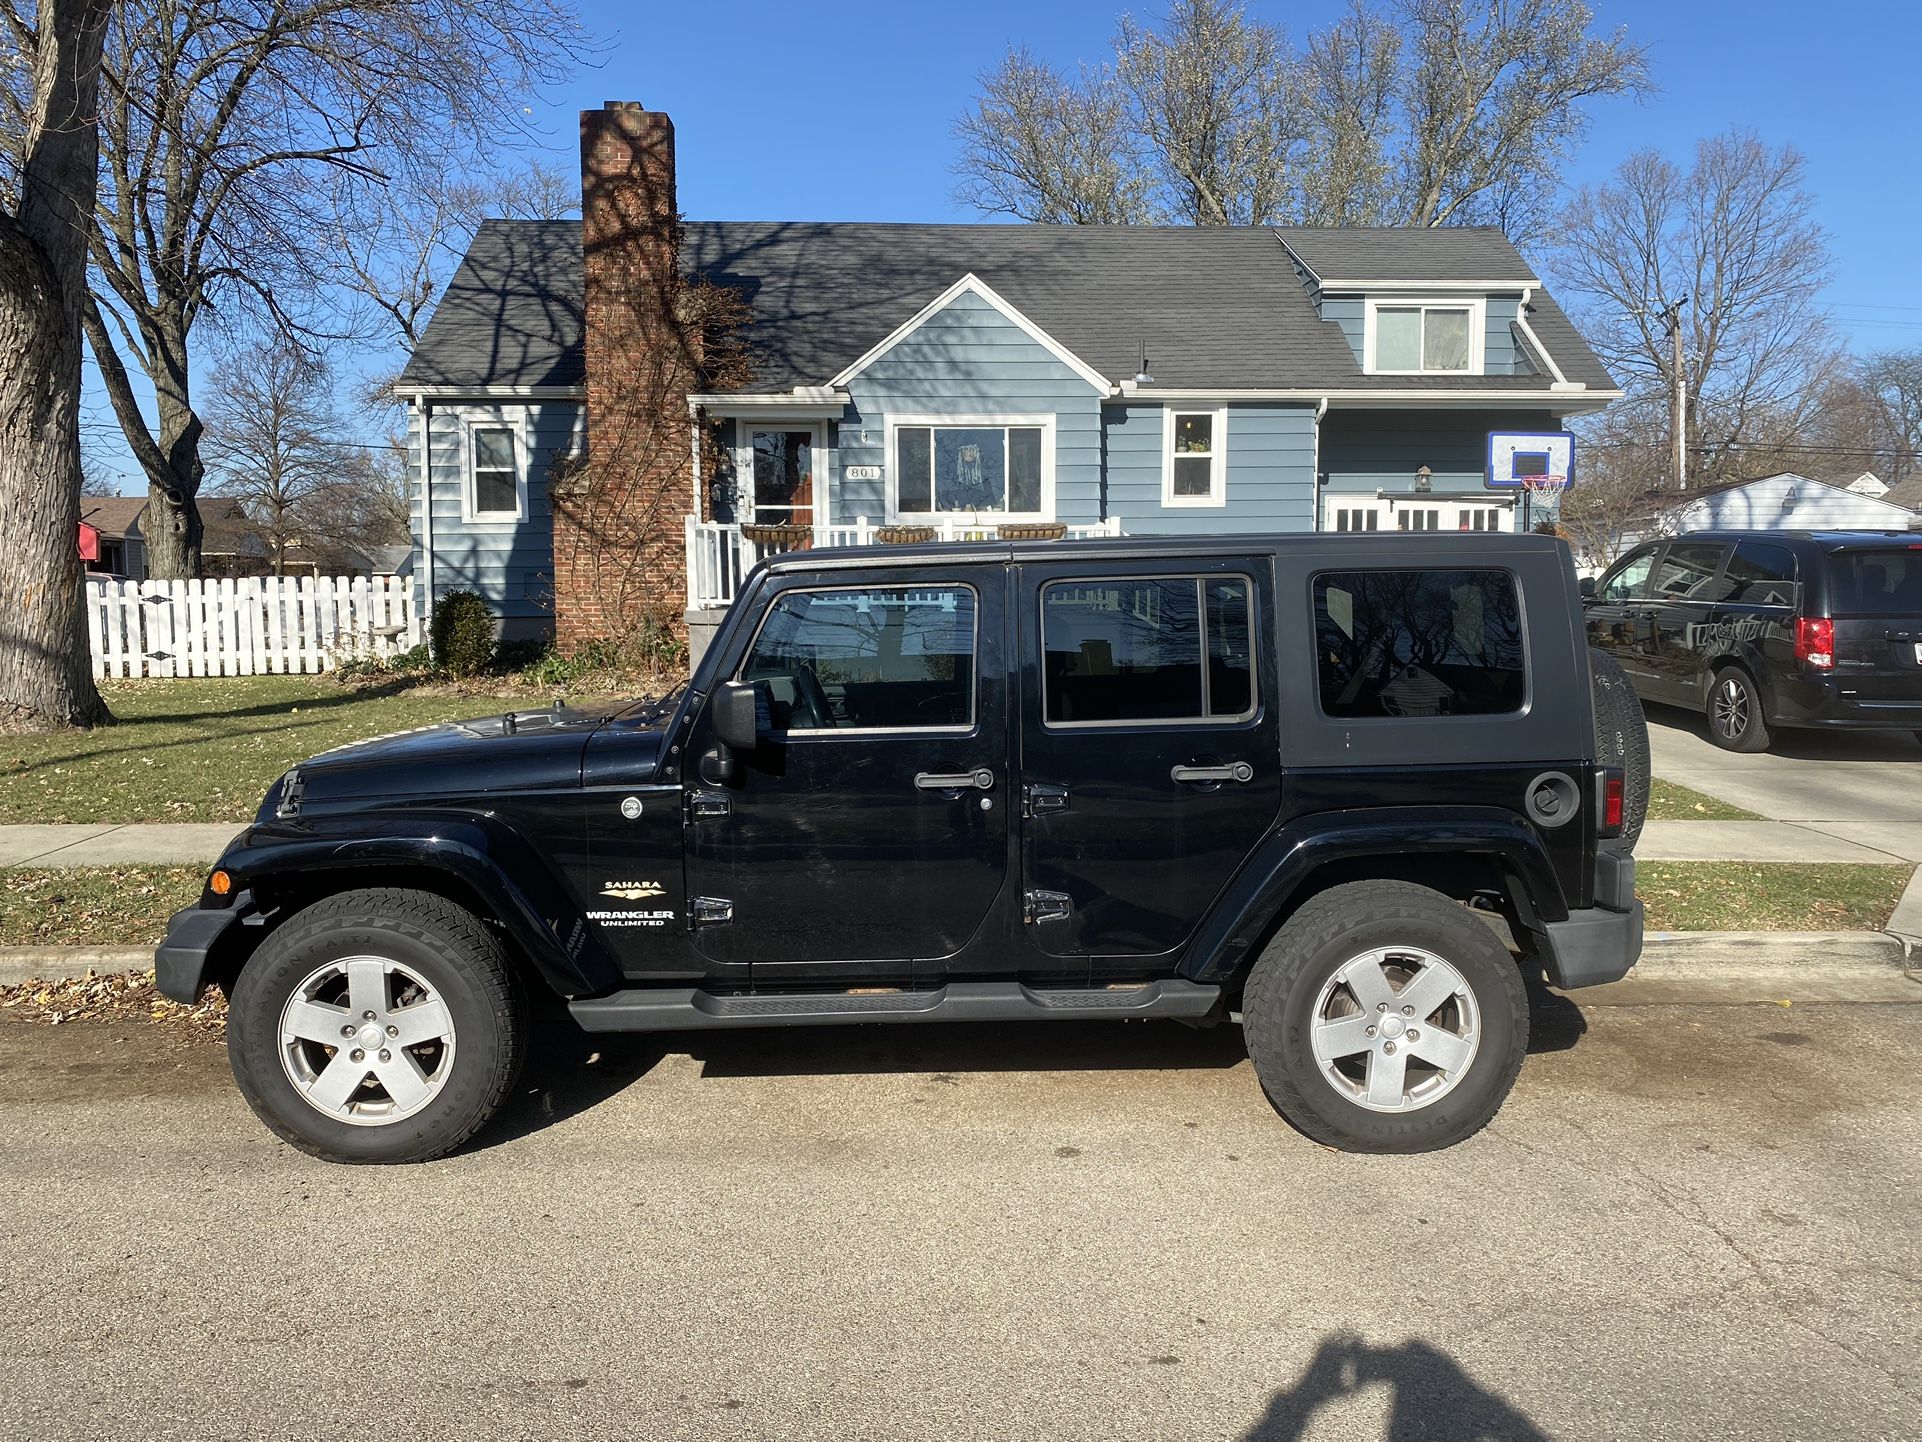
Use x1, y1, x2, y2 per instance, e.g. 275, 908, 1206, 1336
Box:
1, 998, 1918, 1442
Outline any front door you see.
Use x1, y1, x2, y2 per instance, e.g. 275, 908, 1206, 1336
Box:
1017, 559, 1282, 980
683, 568, 1009, 982
747, 427, 819, 529
1585, 543, 1663, 688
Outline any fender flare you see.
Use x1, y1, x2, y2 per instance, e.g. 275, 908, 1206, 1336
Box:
212, 814, 620, 997
1176, 807, 1569, 985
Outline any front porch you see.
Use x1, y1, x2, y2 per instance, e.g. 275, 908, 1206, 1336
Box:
683, 515, 1125, 611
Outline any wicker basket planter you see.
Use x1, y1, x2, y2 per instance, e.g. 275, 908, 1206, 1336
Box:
875, 525, 939, 545
740, 522, 812, 549
997, 521, 1069, 541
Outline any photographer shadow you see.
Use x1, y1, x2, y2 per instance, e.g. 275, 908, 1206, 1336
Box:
1244, 1333, 1552, 1441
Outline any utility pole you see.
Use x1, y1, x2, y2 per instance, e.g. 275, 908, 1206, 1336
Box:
1655, 296, 1690, 490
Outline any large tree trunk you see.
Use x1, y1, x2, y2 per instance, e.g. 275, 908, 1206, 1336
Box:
0, 0, 114, 732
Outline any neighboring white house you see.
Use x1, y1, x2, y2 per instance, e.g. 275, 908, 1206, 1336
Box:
1668, 472, 1920, 532
1845, 470, 1889, 497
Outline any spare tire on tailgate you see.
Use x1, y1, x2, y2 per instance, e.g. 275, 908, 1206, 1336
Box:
1588, 647, 1649, 850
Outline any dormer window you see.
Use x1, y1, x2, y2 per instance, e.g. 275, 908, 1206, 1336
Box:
1365, 298, 1485, 375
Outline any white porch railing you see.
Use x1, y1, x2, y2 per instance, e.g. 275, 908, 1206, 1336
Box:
684, 516, 1125, 611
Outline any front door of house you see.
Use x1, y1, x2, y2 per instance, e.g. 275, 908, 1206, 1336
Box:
748, 427, 819, 529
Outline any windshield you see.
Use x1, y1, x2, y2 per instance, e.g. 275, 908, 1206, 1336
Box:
1828, 547, 1922, 616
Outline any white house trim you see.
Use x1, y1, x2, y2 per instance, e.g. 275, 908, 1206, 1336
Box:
1319, 278, 1538, 293
883, 412, 1057, 524
1129, 387, 1622, 413
403, 384, 584, 402
1161, 406, 1228, 509
687, 387, 849, 419
829, 274, 1111, 393
1511, 287, 1578, 390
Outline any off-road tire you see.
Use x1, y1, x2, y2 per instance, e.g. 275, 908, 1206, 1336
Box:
227, 888, 525, 1164
1706, 665, 1770, 753
1588, 647, 1649, 848
1242, 881, 1529, 1154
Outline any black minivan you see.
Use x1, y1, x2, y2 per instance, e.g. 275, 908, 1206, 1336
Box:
1583, 530, 1922, 751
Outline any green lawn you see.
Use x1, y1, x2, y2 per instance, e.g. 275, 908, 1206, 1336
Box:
1645, 779, 1760, 821
1, 865, 204, 946
1639, 861, 1913, 933
0, 676, 541, 823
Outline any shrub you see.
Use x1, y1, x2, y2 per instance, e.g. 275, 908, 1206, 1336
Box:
430, 590, 496, 678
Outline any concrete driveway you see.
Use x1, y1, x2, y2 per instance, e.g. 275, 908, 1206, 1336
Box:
1648, 701, 1922, 834
2, 1003, 1918, 1442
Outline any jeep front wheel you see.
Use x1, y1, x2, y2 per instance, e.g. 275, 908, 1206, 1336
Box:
227, 888, 525, 1164
1242, 880, 1528, 1154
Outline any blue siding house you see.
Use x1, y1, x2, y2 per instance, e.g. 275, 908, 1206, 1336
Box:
395, 104, 1620, 653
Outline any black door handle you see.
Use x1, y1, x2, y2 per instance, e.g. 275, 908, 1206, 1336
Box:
914, 769, 995, 791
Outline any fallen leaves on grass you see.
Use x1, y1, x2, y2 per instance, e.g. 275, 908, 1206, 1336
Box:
1638, 861, 1914, 932
0, 866, 204, 947
0, 969, 225, 1032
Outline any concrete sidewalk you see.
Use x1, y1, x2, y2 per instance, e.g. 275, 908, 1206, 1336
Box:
0, 823, 241, 868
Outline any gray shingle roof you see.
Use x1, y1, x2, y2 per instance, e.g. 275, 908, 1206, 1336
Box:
1278, 226, 1538, 284
400, 219, 1614, 397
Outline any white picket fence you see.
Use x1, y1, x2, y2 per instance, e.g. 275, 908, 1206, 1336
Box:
85, 574, 421, 679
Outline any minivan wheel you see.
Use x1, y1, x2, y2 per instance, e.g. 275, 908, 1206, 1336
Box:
227, 888, 525, 1164
1242, 880, 1528, 1154
1707, 668, 1770, 753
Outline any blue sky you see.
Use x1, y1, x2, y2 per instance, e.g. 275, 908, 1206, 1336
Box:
87, 0, 1922, 492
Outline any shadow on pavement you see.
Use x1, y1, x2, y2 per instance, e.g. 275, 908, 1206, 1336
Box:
1243, 1332, 1552, 1441
470, 987, 1585, 1143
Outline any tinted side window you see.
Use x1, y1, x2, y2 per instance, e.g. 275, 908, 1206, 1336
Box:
1724, 541, 1799, 606
741, 586, 976, 732
1042, 576, 1254, 725
1652, 543, 1731, 601
1599, 548, 1657, 602
1829, 548, 1922, 615
1314, 570, 1526, 718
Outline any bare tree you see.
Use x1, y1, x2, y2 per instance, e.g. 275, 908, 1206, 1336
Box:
0, 0, 585, 580
952, 49, 1150, 224
1557, 400, 1675, 567
201, 338, 341, 574
1862, 348, 1922, 478
953, 0, 1650, 228
0, 0, 112, 731
1548, 131, 1837, 488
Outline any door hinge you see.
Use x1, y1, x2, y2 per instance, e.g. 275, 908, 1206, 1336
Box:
1023, 890, 1072, 924
1024, 784, 1070, 817
689, 896, 734, 928
689, 790, 731, 819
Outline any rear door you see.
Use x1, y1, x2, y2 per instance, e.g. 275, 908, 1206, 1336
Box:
1709, 538, 1800, 686
1825, 544, 1922, 708
1016, 558, 1280, 981
1643, 541, 1732, 704
1584, 544, 1662, 687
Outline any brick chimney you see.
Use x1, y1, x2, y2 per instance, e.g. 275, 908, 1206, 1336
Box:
551, 102, 696, 652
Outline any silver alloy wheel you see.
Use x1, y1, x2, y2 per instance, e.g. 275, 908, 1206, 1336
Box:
1309, 945, 1481, 1113
1713, 677, 1749, 740
278, 956, 457, 1127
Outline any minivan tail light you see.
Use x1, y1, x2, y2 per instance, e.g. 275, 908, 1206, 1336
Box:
1596, 769, 1625, 838
1794, 617, 1835, 670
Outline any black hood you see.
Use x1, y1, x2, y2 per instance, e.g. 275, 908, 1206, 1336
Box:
263, 698, 669, 816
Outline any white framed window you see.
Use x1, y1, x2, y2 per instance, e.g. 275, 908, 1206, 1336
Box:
1162, 408, 1227, 508
886, 415, 1054, 522
463, 420, 526, 523
1363, 299, 1486, 375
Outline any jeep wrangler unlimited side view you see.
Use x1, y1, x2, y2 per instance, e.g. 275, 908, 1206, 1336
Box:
157, 533, 1647, 1161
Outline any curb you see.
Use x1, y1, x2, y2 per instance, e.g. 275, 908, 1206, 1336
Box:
0, 947, 152, 988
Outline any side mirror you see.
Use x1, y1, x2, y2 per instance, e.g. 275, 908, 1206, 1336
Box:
1578, 576, 1598, 599
712, 679, 765, 753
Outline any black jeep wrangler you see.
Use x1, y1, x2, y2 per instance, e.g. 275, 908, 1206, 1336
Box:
158, 533, 1647, 1161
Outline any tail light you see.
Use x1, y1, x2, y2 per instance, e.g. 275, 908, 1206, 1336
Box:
1596, 768, 1625, 838
1794, 617, 1834, 670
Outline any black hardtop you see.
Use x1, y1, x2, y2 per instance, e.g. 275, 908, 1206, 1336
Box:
764, 530, 1575, 578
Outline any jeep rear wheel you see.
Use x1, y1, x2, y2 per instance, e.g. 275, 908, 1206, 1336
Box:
1242, 880, 1528, 1154
227, 888, 525, 1164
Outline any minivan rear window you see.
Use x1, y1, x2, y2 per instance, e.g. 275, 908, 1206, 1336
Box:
1828, 548, 1922, 616
1314, 569, 1526, 718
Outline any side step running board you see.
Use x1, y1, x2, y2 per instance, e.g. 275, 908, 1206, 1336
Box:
568, 979, 1222, 1033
